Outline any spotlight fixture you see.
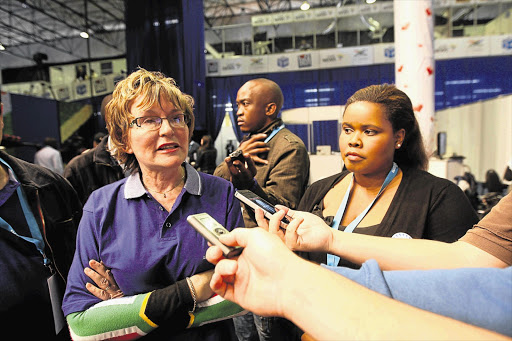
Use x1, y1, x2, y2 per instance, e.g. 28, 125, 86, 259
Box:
366, 0, 377, 3
0, 43, 5, 51
80, 31, 89, 39
300, 1, 310, 11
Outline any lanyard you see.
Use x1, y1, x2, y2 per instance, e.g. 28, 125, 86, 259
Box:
264, 124, 285, 143
0, 158, 48, 264
327, 162, 399, 267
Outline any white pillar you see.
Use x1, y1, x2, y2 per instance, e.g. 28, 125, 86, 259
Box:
394, 0, 435, 155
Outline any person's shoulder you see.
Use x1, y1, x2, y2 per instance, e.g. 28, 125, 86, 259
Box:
402, 167, 461, 193
279, 128, 307, 146
66, 148, 95, 169
85, 176, 127, 203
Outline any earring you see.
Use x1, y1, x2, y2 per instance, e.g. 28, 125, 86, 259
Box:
396, 143, 401, 148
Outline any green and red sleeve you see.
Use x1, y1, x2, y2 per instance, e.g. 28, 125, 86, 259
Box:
66, 280, 246, 340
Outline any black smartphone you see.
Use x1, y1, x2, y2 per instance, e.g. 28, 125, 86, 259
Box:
187, 213, 243, 258
234, 190, 291, 229
229, 149, 245, 163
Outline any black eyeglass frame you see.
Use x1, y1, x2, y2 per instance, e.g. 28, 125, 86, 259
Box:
129, 113, 190, 130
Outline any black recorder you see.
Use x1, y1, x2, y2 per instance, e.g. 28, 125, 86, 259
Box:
187, 213, 243, 258
229, 149, 245, 163
234, 190, 291, 229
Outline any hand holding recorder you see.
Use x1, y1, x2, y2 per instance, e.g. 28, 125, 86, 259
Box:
258, 205, 335, 254
205, 227, 297, 318
234, 190, 291, 230
187, 213, 243, 258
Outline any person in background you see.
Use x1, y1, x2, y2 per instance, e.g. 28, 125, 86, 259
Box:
298, 84, 478, 269
64, 94, 126, 206
92, 132, 105, 148
205, 191, 512, 340
214, 78, 310, 341
194, 135, 217, 174
62, 68, 244, 340
0, 94, 82, 339
34, 136, 64, 175
188, 139, 200, 164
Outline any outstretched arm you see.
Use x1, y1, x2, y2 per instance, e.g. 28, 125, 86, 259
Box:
206, 228, 509, 340
263, 207, 508, 271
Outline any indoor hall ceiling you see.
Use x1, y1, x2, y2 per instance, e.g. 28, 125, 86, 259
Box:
0, 0, 506, 71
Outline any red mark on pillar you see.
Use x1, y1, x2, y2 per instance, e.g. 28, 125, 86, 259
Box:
426, 8, 432, 16
398, 65, 404, 72
401, 22, 410, 30
427, 66, 434, 75
414, 104, 424, 112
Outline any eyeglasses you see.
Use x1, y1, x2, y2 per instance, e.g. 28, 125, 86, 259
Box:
129, 113, 190, 131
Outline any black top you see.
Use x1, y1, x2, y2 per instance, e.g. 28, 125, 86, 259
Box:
298, 167, 479, 267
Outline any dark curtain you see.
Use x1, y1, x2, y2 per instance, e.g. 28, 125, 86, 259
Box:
125, 0, 207, 130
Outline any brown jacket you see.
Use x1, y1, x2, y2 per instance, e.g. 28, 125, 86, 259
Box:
214, 119, 310, 227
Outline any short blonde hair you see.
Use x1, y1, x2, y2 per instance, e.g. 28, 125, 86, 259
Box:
105, 68, 195, 172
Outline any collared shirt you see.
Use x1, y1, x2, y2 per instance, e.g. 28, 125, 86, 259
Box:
63, 163, 243, 316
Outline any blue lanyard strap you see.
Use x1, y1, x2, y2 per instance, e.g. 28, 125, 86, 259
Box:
0, 158, 48, 264
327, 162, 399, 267
264, 124, 285, 143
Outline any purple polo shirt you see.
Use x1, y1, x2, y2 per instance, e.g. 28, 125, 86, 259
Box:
62, 163, 244, 316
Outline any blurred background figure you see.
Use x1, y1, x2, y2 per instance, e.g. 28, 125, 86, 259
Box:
195, 135, 217, 174
92, 132, 105, 148
34, 137, 64, 175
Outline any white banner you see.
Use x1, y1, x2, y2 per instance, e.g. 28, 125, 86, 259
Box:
435, 36, 490, 60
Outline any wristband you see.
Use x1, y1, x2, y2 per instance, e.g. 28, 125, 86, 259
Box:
186, 277, 197, 313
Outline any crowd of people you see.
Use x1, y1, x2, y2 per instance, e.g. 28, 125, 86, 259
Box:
1, 68, 510, 341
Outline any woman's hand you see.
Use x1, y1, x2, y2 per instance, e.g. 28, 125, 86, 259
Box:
190, 270, 215, 302
205, 228, 297, 318
84, 260, 124, 300
263, 206, 334, 253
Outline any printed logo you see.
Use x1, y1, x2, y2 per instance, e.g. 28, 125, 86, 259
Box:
277, 56, 289, 68
354, 49, 367, 57
321, 54, 343, 63
384, 47, 395, 58
76, 84, 87, 95
207, 61, 219, 73
391, 232, 412, 239
94, 79, 107, 93
502, 38, 512, 50
221, 62, 241, 71
58, 87, 70, 100
250, 57, 264, 66
298, 54, 312, 68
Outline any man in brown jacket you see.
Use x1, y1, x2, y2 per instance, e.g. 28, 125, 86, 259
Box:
214, 78, 310, 341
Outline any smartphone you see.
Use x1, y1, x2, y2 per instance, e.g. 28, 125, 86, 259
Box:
187, 213, 243, 258
234, 190, 291, 229
229, 149, 245, 163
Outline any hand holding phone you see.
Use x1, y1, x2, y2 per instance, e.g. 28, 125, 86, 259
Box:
187, 213, 243, 258
234, 190, 291, 229
229, 149, 245, 164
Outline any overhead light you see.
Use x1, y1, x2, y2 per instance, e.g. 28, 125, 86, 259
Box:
366, 0, 377, 3
300, 1, 310, 11
80, 31, 89, 39
0, 43, 5, 51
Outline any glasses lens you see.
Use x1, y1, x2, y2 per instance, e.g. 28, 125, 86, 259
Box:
140, 117, 162, 131
169, 114, 187, 127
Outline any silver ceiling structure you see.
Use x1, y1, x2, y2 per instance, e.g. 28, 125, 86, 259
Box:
0, 0, 506, 69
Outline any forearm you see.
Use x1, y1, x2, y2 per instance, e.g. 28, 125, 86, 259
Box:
283, 256, 509, 340
67, 281, 192, 340
330, 232, 507, 270
66, 281, 245, 340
